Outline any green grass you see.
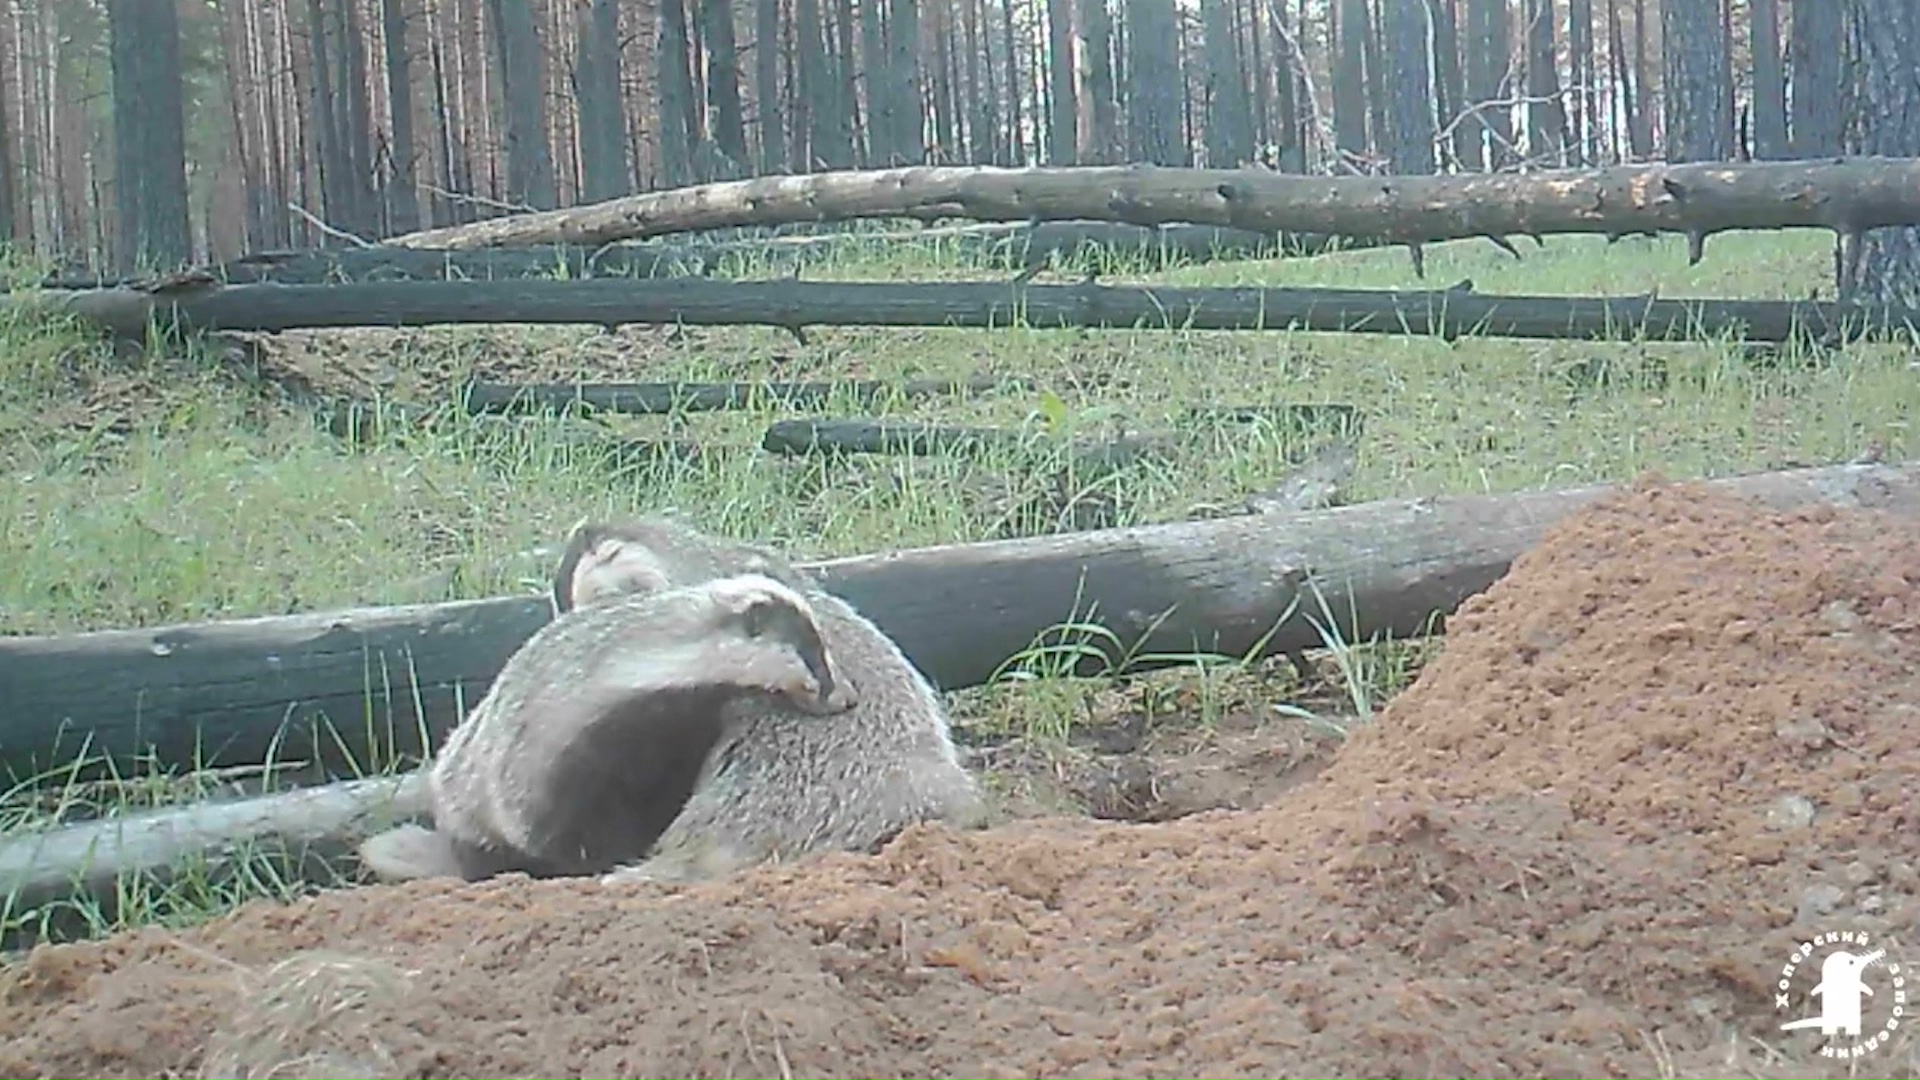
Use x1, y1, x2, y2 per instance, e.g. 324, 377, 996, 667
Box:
0, 223, 1910, 943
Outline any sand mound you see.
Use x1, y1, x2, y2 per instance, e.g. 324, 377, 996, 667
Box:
4, 479, 1918, 1078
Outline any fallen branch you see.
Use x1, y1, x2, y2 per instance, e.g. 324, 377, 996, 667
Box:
13, 278, 1915, 344
463, 374, 1033, 416
20, 221, 1355, 292
2, 460, 1917, 783
759, 419, 1178, 469
0, 773, 423, 948
316, 397, 705, 467
380, 159, 1920, 253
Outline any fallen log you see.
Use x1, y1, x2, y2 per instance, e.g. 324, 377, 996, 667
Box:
381, 159, 1920, 254
2, 460, 1916, 784
19, 221, 1354, 292
759, 418, 1178, 469
463, 374, 1034, 416
0, 773, 422, 949
13, 278, 1916, 344
316, 396, 707, 467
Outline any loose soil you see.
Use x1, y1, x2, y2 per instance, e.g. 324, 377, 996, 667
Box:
5, 477, 1920, 1079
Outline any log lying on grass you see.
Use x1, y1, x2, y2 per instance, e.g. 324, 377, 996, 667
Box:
0, 773, 423, 948
760, 419, 1180, 472
383, 158, 1920, 253
20, 221, 1349, 292
2, 459, 1916, 784
463, 374, 1034, 416
17, 278, 1919, 344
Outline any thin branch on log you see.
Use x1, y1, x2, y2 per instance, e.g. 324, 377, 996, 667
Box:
2, 461, 1916, 783
13, 279, 1916, 345
377, 159, 1920, 251
463, 374, 1034, 416
0, 773, 422, 948
16, 222, 1359, 291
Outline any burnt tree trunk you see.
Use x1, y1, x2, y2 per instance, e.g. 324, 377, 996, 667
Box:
1662, 0, 1732, 162
1000, 0, 1022, 162
1363, 0, 1389, 158
885, 0, 924, 163
381, 0, 420, 232
487, 0, 557, 208
1627, 0, 1652, 158
1201, 0, 1252, 167
703, 0, 749, 173
1841, 0, 1920, 307
1524, 0, 1565, 163
1788, 0, 1843, 159
575, 0, 631, 202
1049, 0, 1078, 163
305, 0, 351, 236
1381, 0, 1432, 173
1434, 0, 1471, 169
656, 0, 697, 183
0, 17, 12, 244
339, 0, 379, 234
1747, 0, 1786, 159
1332, 0, 1370, 156
1081, 0, 1119, 162
1127, 0, 1185, 164
29, 278, 1920, 348
754, 0, 784, 172
107, 0, 192, 270
1565, 0, 1593, 163
1464, 0, 1512, 169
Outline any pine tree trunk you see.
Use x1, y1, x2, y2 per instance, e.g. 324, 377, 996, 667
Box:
1842, 0, 1920, 306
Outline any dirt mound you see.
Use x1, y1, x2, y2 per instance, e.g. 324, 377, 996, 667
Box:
5, 478, 1919, 1079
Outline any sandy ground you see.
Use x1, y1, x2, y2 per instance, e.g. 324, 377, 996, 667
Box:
4, 477, 1918, 1079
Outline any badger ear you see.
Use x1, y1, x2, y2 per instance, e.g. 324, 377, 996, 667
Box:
739, 596, 774, 639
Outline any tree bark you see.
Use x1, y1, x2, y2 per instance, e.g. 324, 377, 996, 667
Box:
1048, 0, 1078, 163
1384, 0, 1433, 173
1332, 0, 1368, 156
382, 158, 1920, 251
1464, 0, 1512, 169
22, 277, 1919, 347
1200, 0, 1251, 167
486, 0, 558, 208
1840, 0, 1920, 307
1524, 0, 1565, 162
1662, 0, 1732, 162
655, 0, 697, 185
1079, 0, 1117, 162
885, 0, 924, 163
1747, 0, 1786, 160
381, 0, 420, 233
703, 0, 750, 174
575, 0, 631, 202
1126, 0, 1184, 164
754, 0, 784, 172
1788, 0, 1843, 159
1565, 0, 1592, 163
0, 5, 19, 244
4, 460, 1915, 783
106, 0, 192, 271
